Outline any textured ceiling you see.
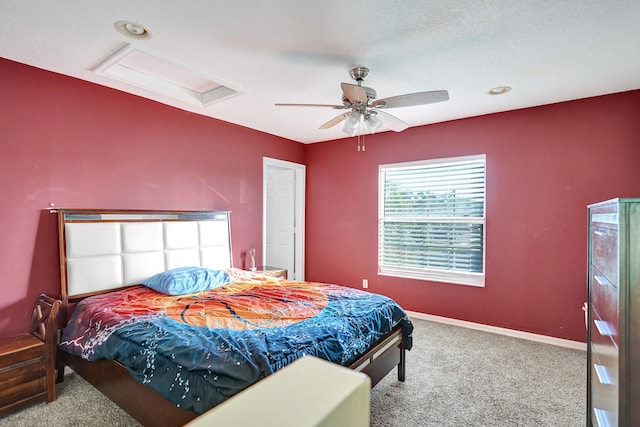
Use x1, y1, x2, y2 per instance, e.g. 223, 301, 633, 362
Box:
1, 1, 639, 143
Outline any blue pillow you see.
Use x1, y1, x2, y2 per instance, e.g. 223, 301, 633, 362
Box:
143, 267, 231, 295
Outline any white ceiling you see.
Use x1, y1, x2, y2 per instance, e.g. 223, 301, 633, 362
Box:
2, 1, 639, 144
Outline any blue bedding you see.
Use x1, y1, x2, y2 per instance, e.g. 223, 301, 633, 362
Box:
60, 273, 413, 413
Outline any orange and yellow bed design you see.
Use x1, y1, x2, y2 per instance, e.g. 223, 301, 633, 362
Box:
95, 274, 329, 330
60, 270, 413, 414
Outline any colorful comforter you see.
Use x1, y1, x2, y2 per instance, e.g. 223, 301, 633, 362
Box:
60, 272, 413, 413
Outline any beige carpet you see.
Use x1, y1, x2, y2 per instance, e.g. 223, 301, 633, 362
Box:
0, 317, 585, 426
370, 318, 585, 426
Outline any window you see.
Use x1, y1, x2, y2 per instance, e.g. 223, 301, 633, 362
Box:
378, 154, 486, 286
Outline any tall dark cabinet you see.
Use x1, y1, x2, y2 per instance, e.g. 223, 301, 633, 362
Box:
587, 198, 640, 426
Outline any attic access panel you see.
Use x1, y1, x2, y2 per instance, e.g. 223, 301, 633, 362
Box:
93, 43, 240, 107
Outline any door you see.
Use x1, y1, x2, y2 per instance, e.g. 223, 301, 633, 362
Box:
263, 158, 305, 281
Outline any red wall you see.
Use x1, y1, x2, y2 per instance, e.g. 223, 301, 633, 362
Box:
3, 57, 639, 344
0, 58, 305, 339
305, 90, 640, 342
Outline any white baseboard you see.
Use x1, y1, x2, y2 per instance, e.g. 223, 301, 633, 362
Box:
406, 310, 587, 352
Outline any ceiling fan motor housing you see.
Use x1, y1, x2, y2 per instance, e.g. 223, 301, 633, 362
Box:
363, 86, 377, 102
343, 86, 377, 107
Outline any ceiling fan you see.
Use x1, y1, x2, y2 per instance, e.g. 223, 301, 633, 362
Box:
275, 67, 449, 136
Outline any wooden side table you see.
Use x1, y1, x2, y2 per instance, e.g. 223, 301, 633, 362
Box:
0, 294, 60, 416
255, 266, 288, 280
0, 334, 47, 415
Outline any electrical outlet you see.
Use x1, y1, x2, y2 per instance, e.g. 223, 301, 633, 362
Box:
362, 279, 368, 289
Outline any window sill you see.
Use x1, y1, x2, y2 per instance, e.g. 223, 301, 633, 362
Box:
378, 268, 485, 287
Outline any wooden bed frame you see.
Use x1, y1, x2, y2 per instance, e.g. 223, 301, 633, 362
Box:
56, 209, 407, 427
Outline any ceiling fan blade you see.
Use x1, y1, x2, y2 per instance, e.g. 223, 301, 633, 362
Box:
372, 90, 449, 109
341, 83, 368, 104
319, 112, 349, 130
374, 110, 409, 132
275, 103, 346, 109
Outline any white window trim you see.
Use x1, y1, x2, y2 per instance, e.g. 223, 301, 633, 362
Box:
378, 154, 486, 287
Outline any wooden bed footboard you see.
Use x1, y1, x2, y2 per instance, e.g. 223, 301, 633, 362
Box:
60, 352, 198, 427
348, 325, 406, 386
59, 326, 407, 427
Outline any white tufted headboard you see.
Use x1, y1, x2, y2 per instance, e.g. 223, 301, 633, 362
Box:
57, 209, 232, 300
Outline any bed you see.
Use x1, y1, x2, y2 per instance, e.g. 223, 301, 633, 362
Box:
55, 209, 413, 426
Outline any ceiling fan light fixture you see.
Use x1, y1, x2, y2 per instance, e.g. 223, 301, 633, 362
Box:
365, 113, 383, 134
342, 111, 362, 136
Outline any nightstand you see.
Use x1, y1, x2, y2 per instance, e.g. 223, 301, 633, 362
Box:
0, 294, 60, 416
255, 266, 288, 280
0, 334, 47, 415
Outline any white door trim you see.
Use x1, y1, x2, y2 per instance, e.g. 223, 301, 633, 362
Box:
263, 157, 305, 281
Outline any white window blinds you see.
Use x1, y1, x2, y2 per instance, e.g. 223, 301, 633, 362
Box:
378, 154, 486, 286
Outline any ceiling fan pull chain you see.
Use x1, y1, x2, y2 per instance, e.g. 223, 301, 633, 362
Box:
355, 133, 366, 152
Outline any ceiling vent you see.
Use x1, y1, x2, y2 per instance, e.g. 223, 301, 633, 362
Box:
92, 44, 240, 107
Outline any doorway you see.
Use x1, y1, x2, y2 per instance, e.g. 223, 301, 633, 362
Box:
263, 157, 305, 281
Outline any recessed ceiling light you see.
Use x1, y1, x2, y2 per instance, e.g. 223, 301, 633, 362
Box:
488, 86, 512, 95
115, 20, 151, 40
